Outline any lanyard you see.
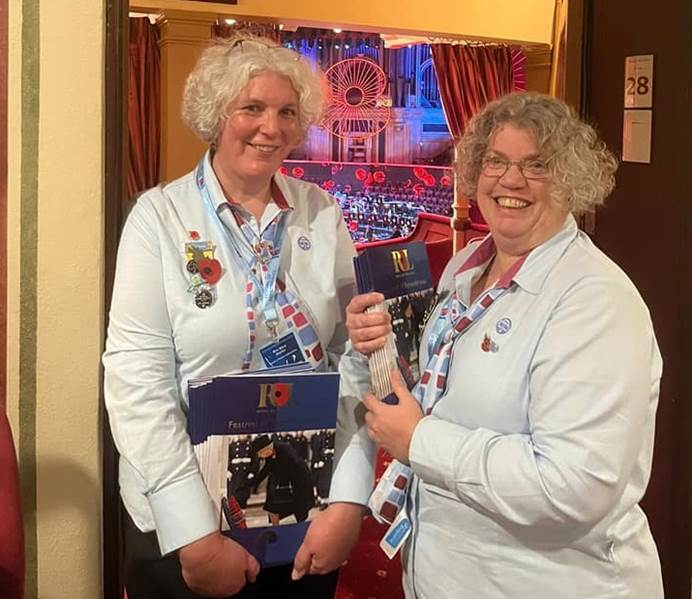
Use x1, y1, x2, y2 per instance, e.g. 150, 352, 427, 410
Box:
368, 281, 515, 528
416, 283, 511, 412
195, 158, 288, 333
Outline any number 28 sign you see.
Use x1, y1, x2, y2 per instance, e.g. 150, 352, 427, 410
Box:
624, 55, 654, 109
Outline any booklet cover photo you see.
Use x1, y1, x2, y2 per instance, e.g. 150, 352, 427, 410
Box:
188, 370, 339, 566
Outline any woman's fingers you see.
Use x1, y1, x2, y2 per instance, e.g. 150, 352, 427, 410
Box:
346, 292, 385, 315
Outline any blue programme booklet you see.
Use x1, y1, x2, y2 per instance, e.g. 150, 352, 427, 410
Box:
353, 241, 436, 399
188, 369, 339, 566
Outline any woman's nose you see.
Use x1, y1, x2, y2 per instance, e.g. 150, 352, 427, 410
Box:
498, 163, 527, 187
259, 111, 280, 136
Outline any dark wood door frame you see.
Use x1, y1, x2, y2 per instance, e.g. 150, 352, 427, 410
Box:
103, 1, 128, 597
581, 0, 692, 596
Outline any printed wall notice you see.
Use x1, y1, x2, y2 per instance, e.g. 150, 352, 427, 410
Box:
622, 110, 652, 164
624, 55, 654, 109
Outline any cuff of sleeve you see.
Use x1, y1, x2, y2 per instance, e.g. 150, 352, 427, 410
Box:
409, 415, 470, 492
328, 435, 376, 505
148, 473, 218, 555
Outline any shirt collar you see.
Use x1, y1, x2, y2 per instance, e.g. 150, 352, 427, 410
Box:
511, 214, 578, 294
454, 234, 527, 290
454, 214, 578, 296
202, 150, 294, 213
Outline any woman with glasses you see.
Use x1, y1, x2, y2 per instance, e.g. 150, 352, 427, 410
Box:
315, 93, 664, 598
103, 34, 358, 598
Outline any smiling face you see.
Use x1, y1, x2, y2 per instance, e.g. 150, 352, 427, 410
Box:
213, 71, 303, 188
476, 124, 568, 257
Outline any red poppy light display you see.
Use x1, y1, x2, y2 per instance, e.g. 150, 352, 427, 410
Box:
355, 168, 368, 181
413, 166, 429, 180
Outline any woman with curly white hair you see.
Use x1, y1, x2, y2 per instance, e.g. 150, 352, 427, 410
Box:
329, 92, 664, 598
104, 34, 357, 598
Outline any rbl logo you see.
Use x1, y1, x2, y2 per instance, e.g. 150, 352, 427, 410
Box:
391, 249, 413, 274
258, 383, 292, 408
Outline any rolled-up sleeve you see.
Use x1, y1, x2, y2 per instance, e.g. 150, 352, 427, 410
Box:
103, 196, 216, 555
409, 276, 661, 531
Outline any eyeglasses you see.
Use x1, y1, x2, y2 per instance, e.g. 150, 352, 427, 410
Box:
224, 37, 300, 62
480, 153, 551, 180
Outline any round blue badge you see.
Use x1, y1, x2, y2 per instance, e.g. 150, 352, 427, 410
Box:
495, 318, 512, 335
297, 235, 312, 251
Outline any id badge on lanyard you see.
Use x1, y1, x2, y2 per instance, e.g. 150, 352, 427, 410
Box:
259, 332, 306, 368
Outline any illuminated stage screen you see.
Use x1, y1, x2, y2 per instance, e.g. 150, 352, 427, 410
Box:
281, 160, 453, 243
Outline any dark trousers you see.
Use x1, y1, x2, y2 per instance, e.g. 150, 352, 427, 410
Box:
124, 514, 339, 599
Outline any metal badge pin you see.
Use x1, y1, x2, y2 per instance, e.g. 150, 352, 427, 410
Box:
194, 288, 214, 309
496, 318, 512, 335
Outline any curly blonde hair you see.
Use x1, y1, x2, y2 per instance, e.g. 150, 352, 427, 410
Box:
455, 92, 618, 214
182, 33, 325, 144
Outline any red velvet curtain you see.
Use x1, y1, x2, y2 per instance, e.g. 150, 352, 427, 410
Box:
430, 44, 516, 140
0, 411, 24, 599
128, 17, 160, 198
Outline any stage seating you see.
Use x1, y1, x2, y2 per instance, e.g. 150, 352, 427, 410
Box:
0, 411, 24, 599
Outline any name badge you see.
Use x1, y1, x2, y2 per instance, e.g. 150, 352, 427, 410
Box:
260, 332, 307, 368
379, 507, 412, 559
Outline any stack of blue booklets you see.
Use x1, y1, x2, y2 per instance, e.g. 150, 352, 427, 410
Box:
353, 241, 435, 402
188, 367, 339, 566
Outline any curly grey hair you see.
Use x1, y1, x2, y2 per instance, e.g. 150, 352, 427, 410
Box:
182, 33, 325, 144
455, 92, 617, 214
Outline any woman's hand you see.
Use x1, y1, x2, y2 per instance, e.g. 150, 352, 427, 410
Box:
362, 370, 423, 464
345, 292, 392, 355
179, 531, 260, 597
291, 502, 365, 580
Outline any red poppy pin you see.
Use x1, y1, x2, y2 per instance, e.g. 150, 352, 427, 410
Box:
481, 334, 499, 353
184, 240, 222, 309
197, 257, 222, 285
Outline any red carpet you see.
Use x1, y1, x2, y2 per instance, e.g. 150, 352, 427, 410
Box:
336, 450, 404, 599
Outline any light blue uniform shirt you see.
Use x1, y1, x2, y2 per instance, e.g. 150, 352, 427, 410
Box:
335, 215, 664, 598
103, 155, 357, 555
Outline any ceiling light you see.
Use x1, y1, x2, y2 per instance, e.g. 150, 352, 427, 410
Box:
278, 24, 285, 30
224, 18, 236, 25
333, 28, 342, 33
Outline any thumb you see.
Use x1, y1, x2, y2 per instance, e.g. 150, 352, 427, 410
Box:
391, 368, 413, 402
246, 553, 260, 583
291, 541, 313, 581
